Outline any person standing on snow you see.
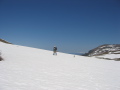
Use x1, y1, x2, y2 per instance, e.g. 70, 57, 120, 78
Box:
53, 46, 57, 55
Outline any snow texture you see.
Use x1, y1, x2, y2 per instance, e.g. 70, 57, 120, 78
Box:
96, 54, 120, 59
0, 42, 120, 90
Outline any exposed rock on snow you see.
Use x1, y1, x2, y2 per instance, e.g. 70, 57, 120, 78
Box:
0, 39, 12, 44
83, 44, 120, 60
84, 44, 120, 56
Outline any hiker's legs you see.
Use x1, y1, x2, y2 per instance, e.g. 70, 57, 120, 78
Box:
53, 51, 57, 55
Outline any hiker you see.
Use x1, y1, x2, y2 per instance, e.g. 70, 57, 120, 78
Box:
53, 46, 57, 55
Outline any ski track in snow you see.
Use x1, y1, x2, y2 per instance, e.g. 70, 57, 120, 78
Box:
0, 42, 120, 90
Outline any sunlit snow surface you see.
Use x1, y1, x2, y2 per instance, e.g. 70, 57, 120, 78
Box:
96, 54, 120, 59
0, 42, 120, 90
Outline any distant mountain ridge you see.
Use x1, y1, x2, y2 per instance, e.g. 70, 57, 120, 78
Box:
0, 39, 12, 44
83, 44, 120, 56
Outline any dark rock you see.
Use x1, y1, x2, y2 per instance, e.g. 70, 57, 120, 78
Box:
0, 39, 12, 44
83, 44, 120, 56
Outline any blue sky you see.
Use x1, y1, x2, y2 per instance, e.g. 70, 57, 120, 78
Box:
0, 0, 120, 53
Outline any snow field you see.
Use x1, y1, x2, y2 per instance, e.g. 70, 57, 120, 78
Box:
0, 42, 120, 90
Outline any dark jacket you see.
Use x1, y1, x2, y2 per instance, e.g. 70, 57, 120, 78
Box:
53, 47, 57, 51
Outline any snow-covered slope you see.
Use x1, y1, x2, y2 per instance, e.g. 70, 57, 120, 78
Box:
96, 54, 120, 60
0, 42, 120, 90
84, 44, 120, 56
83, 44, 120, 60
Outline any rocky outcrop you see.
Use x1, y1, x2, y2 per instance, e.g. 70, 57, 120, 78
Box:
83, 44, 120, 56
0, 39, 12, 44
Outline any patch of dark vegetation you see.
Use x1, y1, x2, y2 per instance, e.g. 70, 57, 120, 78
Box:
0, 39, 12, 44
0, 52, 3, 61
0, 56, 3, 61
